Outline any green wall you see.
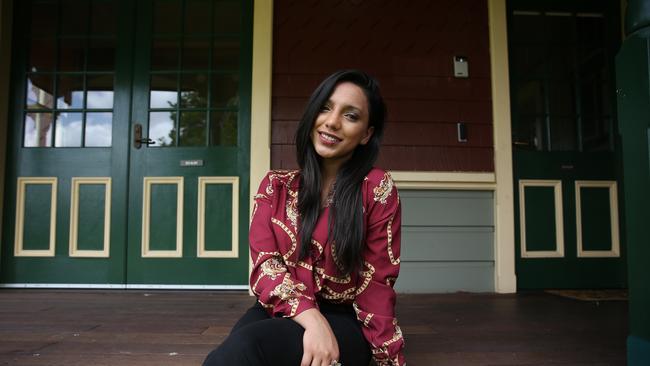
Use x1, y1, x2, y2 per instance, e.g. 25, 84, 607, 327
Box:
0, 0, 14, 266
617, 1, 650, 362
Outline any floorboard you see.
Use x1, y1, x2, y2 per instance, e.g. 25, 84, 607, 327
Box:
0, 290, 627, 365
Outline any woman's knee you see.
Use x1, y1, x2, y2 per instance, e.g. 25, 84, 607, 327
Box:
202, 329, 263, 366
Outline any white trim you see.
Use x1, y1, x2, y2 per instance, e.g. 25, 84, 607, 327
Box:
249, 0, 273, 220
489, 0, 517, 293
249, 0, 273, 295
69, 177, 112, 258
575, 180, 620, 258
14, 177, 57, 257
519, 179, 565, 258
390, 171, 496, 190
197, 176, 240, 258
142, 177, 184, 258
0, 283, 249, 290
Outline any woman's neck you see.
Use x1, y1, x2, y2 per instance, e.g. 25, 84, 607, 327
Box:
320, 161, 340, 207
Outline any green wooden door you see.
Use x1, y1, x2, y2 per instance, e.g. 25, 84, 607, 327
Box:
1, 0, 133, 285
508, 0, 627, 289
125, 0, 251, 286
1, 0, 251, 287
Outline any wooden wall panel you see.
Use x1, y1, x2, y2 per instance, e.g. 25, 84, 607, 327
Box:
272, 0, 494, 172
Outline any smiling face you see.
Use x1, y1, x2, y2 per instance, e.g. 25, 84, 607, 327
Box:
311, 82, 374, 169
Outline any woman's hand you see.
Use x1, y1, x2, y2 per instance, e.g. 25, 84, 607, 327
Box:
293, 308, 340, 366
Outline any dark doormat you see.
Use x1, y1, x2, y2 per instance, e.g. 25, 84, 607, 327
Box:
545, 289, 628, 301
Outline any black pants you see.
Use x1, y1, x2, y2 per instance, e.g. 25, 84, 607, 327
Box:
203, 301, 372, 366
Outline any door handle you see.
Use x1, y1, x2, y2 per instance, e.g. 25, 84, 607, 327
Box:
134, 123, 156, 149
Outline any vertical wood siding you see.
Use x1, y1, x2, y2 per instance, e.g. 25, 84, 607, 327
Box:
272, 0, 494, 171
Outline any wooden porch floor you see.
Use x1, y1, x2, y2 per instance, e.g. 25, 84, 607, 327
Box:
0, 290, 627, 365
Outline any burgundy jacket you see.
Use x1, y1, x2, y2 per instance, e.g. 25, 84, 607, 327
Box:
249, 168, 405, 365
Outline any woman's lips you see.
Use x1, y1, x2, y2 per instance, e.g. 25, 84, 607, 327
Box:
318, 131, 341, 146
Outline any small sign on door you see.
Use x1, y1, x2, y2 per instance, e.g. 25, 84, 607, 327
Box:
180, 160, 204, 167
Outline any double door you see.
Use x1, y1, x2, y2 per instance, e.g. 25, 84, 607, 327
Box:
1, 0, 252, 287
508, 0, 626, 288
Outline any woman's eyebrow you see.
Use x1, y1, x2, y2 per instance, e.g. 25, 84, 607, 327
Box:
330, 100, 362, 111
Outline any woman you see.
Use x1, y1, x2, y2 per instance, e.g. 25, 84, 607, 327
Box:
203, 70, 405, 366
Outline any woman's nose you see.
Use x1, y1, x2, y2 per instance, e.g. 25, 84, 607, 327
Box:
324, 113, 341, 130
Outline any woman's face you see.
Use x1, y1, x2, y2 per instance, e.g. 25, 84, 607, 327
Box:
311, 82, 374, 167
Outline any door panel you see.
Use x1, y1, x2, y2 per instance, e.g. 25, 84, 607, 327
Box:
1, 0, 132, 284
508, 0, 626, 289
125, 0, 251, 285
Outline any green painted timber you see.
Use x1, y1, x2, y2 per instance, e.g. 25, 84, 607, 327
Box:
204, 183, 233, 252
626, 0, 650, 34
579, 187, 612, 252
616, 31, 650, 364
22, 184, 54, 251
523, 186, 557, 252
77, 184, 107, 251
398, 190, 494, 293
149, 183, 179, 252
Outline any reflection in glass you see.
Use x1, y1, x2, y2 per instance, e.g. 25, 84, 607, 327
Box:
59, 39, 86, 71
516, 80, 543, 116
87, 74, 114, 108
150, 74, 178, 108
57, 75, 84, 109
179, 111, 207, 146
511, 14, 544, 44
577, 14, 605, 47
548, 45, 574, 79
87, 38, 116, 71
580, 79, 611, 152
546, 15, 573, 44
512, 116, 543, 151
213, 39, 240, 70
210, 110, 237, 146
29, 38, 56, 71
214, 1, 241, 33
26, 75, 55, 109
86, 112, 113, 147
24, 112, 54, 147
549, 117, 577, 151
151, 38, 180, 70
55, 112, 83, 147
514, 45, 545, 77
150, 111, 175, 146
181, 73, 208, 108
91, 0, 117, 34
211, 73, 239, 108
548, 83, 574, 116
61, 0, 89, 34
185, 0, 211, 34
153, 0, 181, 34
183, 38, 210, 69
30, 1, 57, 35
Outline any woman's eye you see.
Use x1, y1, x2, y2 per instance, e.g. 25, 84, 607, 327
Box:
319, 105, 331, 113
345, 113, 359, 121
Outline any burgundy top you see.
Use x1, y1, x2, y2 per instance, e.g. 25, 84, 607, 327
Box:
249, 168, 405, 365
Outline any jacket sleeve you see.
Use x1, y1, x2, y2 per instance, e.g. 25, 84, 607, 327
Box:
353, 173, 405, 366
249, 172, 317, 318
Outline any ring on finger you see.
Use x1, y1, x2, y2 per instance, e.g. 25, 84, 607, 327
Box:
330, 361, 342, 366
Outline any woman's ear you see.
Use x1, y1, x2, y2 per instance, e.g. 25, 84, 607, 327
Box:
360, 126, 375, 145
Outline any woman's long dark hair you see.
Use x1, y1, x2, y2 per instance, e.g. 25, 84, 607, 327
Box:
295, 70, 386, 274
